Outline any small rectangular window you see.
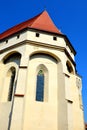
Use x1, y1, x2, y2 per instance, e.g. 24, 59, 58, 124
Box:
6, 40, 8, 43
17, 34, 20, 39
36, 33, 40, 37
53, 36, 57, 41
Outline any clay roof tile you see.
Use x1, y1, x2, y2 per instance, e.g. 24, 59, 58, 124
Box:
0, 10, 61, 40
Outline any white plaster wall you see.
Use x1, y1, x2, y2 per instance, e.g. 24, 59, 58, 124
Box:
23, 52, 58, 130
0, 30, 74, 60
27, 30, 66, 47
0, 102, 11, 130
0, 32, 27, 50
10, 97, 24, 130
0, 29, 85, 130
71, 75, 84, 130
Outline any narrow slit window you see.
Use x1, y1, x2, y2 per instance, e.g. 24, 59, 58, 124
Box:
8, 69, 16, 101
36, 70, 44, 101
6, 40, 8, 43
17, 34, 20, 39
36, 33, 40, 37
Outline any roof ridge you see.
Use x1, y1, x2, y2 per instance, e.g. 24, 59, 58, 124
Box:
27, 11, 43, 27
0, 12, 42, 36
0, 10, 62, 40
30, 10, 61, 34
0, 12, 42, 40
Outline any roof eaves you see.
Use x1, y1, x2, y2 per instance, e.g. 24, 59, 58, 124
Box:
63, 35, 76, 55
0, 27, 29, 41
0, 26, 62, 41
28, 27, 62, 35
0, 12, 42, 40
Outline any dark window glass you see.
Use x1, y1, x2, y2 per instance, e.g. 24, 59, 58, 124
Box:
4, 53, 21, 65
8, 69, 16, 101
36, 70, 44, 101
6, 40, 8, 43
17, 34, 20, 39
53, 36, 57, 41
36, 33, 40, 37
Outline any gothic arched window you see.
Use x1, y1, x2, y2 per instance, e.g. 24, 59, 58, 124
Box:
36, 70, 44, 101
2, 52, 21, 102
8, 68, 16, 101
2, 67, 16, 102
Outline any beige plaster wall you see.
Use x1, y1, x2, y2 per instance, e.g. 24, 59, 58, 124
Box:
23, 52, 58, 130
0, 102, 11, 130
0, 29, 85, 130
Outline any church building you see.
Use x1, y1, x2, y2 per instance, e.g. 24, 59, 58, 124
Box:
0, 10, 85, 130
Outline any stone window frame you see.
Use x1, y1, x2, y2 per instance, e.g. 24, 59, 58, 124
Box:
1, 52, 21, 102
7, 67, 16, 101
36, 64, 48, 102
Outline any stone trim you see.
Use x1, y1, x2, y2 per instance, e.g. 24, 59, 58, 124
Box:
64, 73, 70, 78
19, 66, 27, 69
66, 99, 73, 104
14, 94, 24, 97
0, 40, 76, 66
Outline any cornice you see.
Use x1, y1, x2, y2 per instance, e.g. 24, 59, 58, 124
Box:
0, 40, 76, 66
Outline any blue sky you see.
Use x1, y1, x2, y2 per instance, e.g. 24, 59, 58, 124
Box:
0, 0, 87, 123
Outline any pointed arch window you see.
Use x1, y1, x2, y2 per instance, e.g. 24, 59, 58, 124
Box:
2, 67, 16, 102
36, 70, 44, 101
8, 68, 16, 101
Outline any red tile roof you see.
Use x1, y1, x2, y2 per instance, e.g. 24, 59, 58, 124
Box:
0, 10, 61, 40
